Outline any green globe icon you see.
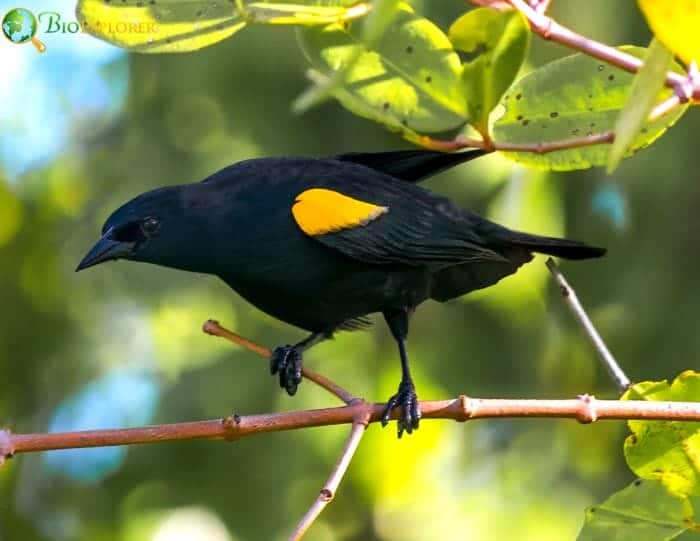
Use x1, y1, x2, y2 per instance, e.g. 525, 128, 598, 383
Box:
2, 7, 46, 52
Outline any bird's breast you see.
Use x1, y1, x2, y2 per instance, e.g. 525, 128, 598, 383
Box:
219, 232, 429, 332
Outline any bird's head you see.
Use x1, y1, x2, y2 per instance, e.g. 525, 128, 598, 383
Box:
76, 185, 192, 272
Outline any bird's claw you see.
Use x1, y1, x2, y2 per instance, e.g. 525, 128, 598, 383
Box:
270, 345, 303, 396
381, 379, 421, 438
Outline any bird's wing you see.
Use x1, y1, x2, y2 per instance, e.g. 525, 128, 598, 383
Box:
333, 149, 487, 183
291, 187, 507, 268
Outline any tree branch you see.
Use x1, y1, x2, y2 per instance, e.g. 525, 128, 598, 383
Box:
546, 258, 631, 391
289, 402, 371, 541
203, 319, 355, 404
3, 396, 700, 461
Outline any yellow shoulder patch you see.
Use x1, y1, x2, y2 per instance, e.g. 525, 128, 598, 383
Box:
292, 188, 389, 236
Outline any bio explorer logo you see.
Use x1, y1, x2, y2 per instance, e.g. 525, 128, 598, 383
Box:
2, 7, 159, 53
2, 8, 46, 52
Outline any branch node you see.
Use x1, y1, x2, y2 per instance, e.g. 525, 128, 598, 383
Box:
350, 399, 372, 427
541, 17, 554, 40
222, 414, 243, 441
576, 394, 598, 424
0, 429, 14, 466
457, 395, 474, 422
202, 319, 219, 335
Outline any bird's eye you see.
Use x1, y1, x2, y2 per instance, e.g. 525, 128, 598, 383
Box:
141, 217, 159, 235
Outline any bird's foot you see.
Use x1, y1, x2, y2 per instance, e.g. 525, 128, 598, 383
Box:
381, 378, 421, 438
270, 345, 303, 396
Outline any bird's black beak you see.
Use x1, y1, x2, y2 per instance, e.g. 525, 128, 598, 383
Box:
76, 230, 134, 272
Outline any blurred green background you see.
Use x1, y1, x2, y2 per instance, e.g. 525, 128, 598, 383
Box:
2, 1, 699, 539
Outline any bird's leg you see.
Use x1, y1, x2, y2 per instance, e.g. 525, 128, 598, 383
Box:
381, 309, 421, 437
270, 332, 327, 396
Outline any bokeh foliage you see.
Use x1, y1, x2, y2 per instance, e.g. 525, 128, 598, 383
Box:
1, 1, 700, 540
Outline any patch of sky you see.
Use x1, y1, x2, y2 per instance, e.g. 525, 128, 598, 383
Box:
0, 0, 128, 181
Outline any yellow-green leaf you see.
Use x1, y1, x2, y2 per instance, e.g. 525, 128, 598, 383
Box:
244, 1, 368, 25
76, 0, 246, 53
448, 8, 530, 134
578, 479, 693, 541
293, 0, 402, 113
76, 0, 365, 53
638, 0, 700, 64
608, 38, 674, 173
298, 3, 467, 134
493, 47, 688, 171
623, 371, 700, 497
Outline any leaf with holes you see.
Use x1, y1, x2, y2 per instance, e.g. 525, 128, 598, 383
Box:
623, 371, 700, 497
76, 0, 364, 53
448, 7, 529, 135
492, 47, 688, 171
577, 479, 694, 541
298, 3, 467, 134
638, 0, 700, 64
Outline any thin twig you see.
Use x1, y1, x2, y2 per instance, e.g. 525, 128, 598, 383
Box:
415, 135, 489, 152
203, 320, 355, 404
494, 131, 614, 154
417, 131, 615, 155
4, 395, 700, 460
289, 402, 372, 541
546, 258, 631, 391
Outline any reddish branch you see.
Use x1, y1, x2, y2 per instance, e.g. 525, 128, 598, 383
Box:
3, 396, 700, 461
203, 320, 355, 404
289, 404, 371, 541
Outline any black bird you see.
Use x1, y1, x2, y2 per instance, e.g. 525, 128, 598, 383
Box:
77, 149, 605, 436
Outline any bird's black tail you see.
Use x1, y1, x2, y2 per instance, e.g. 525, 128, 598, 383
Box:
500, 230, 606, 260
334, 149, 488, 183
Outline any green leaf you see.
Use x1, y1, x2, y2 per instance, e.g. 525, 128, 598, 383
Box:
76, 0, 365, 53
293, 0, 402, 113
607, 38, 673, 173
76, 0, 246, 53
623, 371, 700, 497
298, 3, 467, 134
448, 8, 530, 134
638, 0, 700, 64
492, 47, 688, 171
578, 479, 693, 541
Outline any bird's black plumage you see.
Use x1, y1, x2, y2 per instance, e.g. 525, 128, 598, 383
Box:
78, 150, 605, 436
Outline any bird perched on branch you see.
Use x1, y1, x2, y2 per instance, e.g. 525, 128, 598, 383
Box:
77, 149, 605, 436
